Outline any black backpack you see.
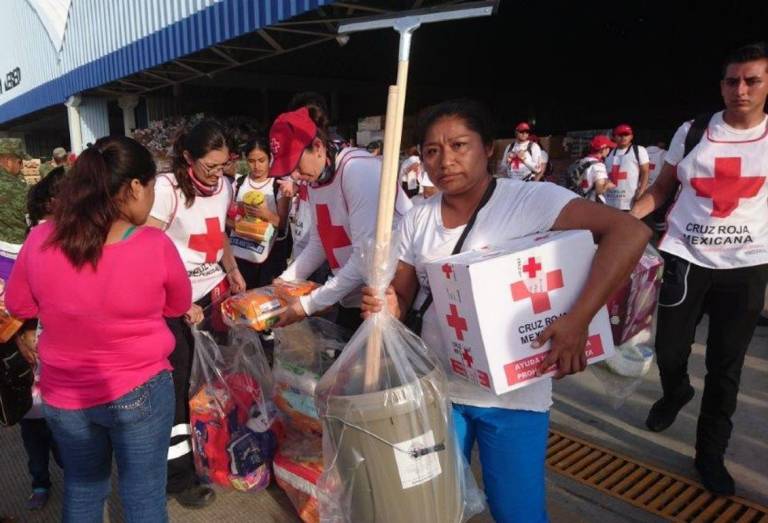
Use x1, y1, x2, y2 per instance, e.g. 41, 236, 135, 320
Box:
565, 158, 599, 197
607, 143, 642, 165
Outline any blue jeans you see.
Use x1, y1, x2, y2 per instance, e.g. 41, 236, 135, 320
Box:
19, 417, 62, 490
453, 404, 550, 523
43, 372, 175, 523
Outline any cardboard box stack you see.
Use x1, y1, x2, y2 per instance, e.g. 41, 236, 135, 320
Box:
426, 230, 614, 395
356, 115, 384, 147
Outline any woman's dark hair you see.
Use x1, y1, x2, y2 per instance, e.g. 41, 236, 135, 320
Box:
304, 103, 332, 150
723, 42, 767, 75
27, 166, 66, 228
243, 136, 271, 159
48, 136, 156, 269
171, 119, 228, 207
414, 99, 496, 148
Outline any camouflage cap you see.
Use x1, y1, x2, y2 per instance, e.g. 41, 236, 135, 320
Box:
0, 138, 31, 159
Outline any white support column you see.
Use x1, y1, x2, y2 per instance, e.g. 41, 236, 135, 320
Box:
65, 95, 83, 154
118, 95, 140, 137
78, 97, 109, 147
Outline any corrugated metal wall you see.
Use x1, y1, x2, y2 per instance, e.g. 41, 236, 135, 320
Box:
0, 0, 328, 124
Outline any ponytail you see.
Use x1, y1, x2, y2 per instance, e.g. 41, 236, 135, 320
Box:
48, 136, 156, 269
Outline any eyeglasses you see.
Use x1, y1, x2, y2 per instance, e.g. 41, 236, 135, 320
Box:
200, 161, 228, 175
517, 130, 530, 134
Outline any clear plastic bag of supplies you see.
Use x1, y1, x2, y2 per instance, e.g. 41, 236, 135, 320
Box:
314, 241, 485, 523
273, 430, 324, 523
273, 318, 351, 435
189, 326, 279, 491
221, 280, 319, 332
592, 245, 663, 409
606, 244, 664, 346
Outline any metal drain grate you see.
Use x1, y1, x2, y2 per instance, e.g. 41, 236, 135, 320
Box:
546, 429, 768, 522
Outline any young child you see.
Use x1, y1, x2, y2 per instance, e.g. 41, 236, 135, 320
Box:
17, 167, 66, 510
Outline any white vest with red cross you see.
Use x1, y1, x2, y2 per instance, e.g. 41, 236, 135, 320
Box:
604, 146, 644, 210
660, 121, 768, 269
307, 148, 376, 274
160, 173, 231, 301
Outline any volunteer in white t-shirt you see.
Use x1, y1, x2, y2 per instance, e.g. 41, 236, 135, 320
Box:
362, 100, 649, 523
500, 122, 543, 181
573, 135, 617, 201
604, 123, 650, 210
269, 106, 412, 331
399, 147, 422, 197
229, 137, 291, 288
146, 120, 245, 509
631, 43, 768, 496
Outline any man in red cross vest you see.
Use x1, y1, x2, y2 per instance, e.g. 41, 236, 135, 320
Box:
631, 43, 768, 496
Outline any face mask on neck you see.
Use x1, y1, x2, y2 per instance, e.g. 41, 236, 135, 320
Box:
188, 166, 218, 196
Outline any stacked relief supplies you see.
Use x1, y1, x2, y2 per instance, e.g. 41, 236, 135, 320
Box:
272, 318, 350, 523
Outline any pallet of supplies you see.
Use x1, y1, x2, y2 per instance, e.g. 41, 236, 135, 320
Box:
426, 230, 615, 396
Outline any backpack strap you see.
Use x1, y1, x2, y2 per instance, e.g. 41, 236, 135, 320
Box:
632, 144, 640, 165
683, 113, 713, 158
233, 174, 247, 201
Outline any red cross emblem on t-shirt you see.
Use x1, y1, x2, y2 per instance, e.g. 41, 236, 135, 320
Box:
446, 304, 469, 340
511, 269, 565, 314
690, 157, 765, 218
188, 217, 224, 263
442, 263, 454, 279
508, 155, 523, 170
315, 204, 351, 269
609, 164, 628, 185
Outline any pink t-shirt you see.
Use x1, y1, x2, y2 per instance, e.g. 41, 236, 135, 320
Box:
6, 222, 192, 409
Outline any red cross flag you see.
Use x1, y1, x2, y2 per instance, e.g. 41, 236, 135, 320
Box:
425, 230, 614, 395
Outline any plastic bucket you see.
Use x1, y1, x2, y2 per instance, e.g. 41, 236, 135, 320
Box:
324, 369, 462, 523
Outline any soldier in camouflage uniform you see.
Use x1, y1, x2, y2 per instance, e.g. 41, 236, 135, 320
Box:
0, 138, 31, 246
39, 146, 68, 178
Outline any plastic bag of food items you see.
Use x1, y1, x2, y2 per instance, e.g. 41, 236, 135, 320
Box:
221, 280, 319, 332
273, 318, 350, 435
273, 432, 324, 523
189, 326, 279, 491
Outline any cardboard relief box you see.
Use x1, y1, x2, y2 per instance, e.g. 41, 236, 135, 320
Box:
425, 230, 614, 396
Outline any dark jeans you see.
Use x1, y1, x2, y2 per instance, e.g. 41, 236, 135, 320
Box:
655, 253, 768, 456
43, 371, 174, 523
19, 417, 62, 490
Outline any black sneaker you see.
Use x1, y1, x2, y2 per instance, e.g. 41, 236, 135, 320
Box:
695, 454, 735, 496
645, 384, 695, 432
171, 484, 216, 509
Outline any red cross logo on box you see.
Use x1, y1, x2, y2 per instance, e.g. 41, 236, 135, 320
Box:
522, 257, 542, 278
446, 304, 469, 340
316, 204, 351, 269
609, 164, 628, 185
690, 157, 765, 218
188, 217, 224, 263
511, 268, 565, 314
441, 263, 454, 279
462, 348, 474, 368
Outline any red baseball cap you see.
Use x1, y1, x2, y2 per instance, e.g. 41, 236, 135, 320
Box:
613, 123, 633, 136
268, 107, 318, 177
515, 122, 531, 132
590, 135, 617, 151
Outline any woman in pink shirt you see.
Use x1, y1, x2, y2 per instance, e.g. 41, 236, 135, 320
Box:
7, 136, 191, 523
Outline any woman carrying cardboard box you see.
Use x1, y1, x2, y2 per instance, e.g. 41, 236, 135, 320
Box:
361, 99, 650, 523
